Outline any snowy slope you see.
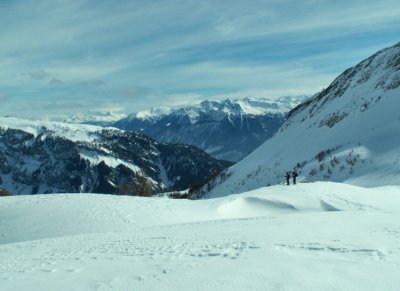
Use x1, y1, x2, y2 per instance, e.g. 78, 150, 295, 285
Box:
1, 182, 400, 290
205, 42, 400, 197
114, 96, 307, 161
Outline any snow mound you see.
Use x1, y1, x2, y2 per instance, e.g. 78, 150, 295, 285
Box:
319, 200, 341, 211
217, 196, 297, 218
216, 186, 346, 218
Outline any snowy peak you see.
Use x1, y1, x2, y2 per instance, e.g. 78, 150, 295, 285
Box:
114, 96, 307, 130
135, 107, 173, 122
172, 96, 307, 124
282, 41, 400, 137
237, 96, 307, 115
288, 41, 400, 125
115, 96, 307, 127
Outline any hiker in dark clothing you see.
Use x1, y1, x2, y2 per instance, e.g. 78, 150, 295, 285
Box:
285, 172, 291, 185
292, 170, 298, 185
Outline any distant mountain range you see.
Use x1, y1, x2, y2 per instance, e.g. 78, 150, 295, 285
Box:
201, 41, 400, 198
0, 117, 230, 195
64, 111, 127, 126
112, 96, 307, 162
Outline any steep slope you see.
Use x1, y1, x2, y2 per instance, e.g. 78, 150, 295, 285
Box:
205, 42, 400, 197
0, 117, 228, 195
113, 97, 306, 161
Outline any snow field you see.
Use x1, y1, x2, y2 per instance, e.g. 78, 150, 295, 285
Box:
1, 182, 400, 290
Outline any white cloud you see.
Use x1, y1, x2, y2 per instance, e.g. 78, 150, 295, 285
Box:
0, 0, 399, 119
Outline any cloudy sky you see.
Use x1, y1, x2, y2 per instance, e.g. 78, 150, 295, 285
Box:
1, 0, 399, 119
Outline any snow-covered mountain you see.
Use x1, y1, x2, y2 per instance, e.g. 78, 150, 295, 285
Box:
202, 42, 400, 197
64, 111, 127, 126
113, 97, 306, 162
0, 117, 229, 195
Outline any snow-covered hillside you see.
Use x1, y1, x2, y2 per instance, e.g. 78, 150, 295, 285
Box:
1, 182, 400, 290
114, 96, 306, 161
205, 42, 400, 197
0, 117, 228, 195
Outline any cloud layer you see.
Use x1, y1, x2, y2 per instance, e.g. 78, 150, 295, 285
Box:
1, 0, 399, 119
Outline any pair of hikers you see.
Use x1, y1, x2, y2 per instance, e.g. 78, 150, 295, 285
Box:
285, 171, 298, 185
